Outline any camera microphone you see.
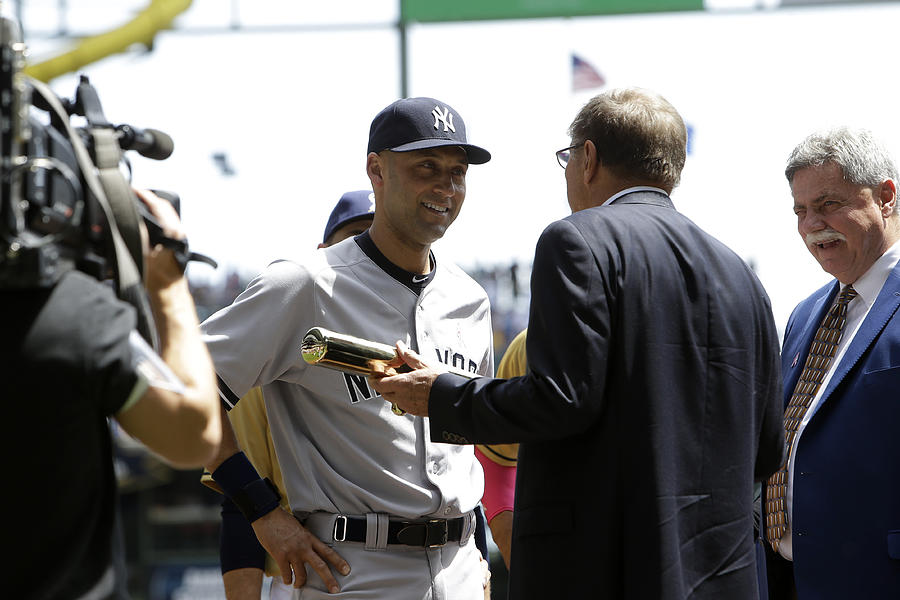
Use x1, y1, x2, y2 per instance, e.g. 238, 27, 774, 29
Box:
115, 124, 174, 160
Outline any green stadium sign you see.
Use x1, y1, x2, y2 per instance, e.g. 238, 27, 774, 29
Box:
400, 0, 705, 23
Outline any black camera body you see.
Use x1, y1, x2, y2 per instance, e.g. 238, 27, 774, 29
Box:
0, 17, 215, 289
1, 14, 213, 345
0, 10, 178, 290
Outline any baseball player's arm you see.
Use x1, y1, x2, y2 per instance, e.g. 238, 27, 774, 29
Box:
208, 400, 271, 599
481, 329, 525, 568
476, 447, 514, 567
213, 387, 289, 596
222, 569, 263, 600
219, 494, 265, 599
488, 511, 513, 569
206, 409, 351, 594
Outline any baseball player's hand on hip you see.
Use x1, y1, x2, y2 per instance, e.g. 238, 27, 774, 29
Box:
370, 341, 438, 416
251, 507, 350, 594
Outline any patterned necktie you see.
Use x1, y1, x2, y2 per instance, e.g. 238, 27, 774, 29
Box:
765, 285, 858, 551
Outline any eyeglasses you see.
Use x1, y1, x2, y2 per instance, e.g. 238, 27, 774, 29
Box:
555, 143, 579, 169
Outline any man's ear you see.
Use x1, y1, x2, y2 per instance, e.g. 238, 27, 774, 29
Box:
581, 140, 599, 185
366, 152, 384, 187
879, 179, 897, 218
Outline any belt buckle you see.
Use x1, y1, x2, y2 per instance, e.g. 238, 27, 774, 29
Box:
424, 519, 448, 547
333, 515, 348, 542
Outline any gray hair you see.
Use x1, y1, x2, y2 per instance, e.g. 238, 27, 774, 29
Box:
785, 127, 899, 199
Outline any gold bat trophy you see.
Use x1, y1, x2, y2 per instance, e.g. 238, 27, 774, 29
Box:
300, 327, 477, 415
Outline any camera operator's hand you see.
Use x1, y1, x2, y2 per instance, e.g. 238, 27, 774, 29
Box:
135, 188, 186, 289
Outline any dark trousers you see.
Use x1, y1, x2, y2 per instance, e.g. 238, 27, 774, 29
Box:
764, 541, 798, 600
474, 504, 488, 561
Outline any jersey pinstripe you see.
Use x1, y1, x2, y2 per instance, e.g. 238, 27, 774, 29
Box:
201, 234, 493, 520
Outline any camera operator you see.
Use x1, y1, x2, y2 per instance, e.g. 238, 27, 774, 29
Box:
2, 187, 222, 600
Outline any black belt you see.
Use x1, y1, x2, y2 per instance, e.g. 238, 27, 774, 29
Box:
331, 515, 466, 547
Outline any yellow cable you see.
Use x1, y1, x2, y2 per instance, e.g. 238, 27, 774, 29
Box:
24, 0, 192, 83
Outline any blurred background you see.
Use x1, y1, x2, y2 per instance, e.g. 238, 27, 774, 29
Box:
12, 0, 900, 597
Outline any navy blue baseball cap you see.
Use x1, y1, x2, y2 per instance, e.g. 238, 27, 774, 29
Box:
322, 190, 376, 243
367, 97, 491, 165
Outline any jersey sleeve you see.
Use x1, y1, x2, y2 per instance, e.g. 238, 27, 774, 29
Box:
201, 260, 314, 407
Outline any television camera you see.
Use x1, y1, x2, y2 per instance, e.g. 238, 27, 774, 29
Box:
0, 13, 215, 347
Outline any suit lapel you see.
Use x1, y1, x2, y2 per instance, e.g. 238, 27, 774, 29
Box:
814, 264, 900, 412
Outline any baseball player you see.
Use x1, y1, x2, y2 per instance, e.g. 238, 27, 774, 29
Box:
201, 190, 375, 599
202, 97, 494, 599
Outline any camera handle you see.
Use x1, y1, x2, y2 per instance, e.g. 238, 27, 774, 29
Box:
138, 203, 218, 272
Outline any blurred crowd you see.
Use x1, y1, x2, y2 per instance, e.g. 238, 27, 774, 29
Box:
188, 260, 532, 366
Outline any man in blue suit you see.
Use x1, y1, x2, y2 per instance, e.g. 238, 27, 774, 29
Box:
764, 127, 900, 598
373, 87, 785, 599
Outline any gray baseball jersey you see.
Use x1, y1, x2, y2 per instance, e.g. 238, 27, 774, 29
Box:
201, 232, 493, 519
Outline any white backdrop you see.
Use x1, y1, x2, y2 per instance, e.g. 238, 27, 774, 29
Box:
26, 1, 900, 331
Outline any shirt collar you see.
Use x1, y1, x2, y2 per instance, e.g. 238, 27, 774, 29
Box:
851, 238, 900, 309
353, 230, 435, 295
605, 186, 669, 205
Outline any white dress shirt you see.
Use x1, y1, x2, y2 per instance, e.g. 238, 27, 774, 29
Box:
605, 185, 668, 205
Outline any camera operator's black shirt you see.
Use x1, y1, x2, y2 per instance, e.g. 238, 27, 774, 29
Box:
1, 270, 140, 600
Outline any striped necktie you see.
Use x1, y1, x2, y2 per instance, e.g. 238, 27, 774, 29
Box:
765, 284, 858, 551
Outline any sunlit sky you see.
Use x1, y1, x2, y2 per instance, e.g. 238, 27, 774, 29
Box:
18, 0, 900, 330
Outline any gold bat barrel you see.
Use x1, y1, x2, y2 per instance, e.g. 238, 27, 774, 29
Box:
301, 327, 406, 414
300, 327, 480, 416
301, 327, 401, 377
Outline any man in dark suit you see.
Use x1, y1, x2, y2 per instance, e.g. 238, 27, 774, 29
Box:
372, 87, 785, 599
763, 127, 900, 599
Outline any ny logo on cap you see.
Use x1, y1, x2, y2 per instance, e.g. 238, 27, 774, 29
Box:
432, 106, 456, 133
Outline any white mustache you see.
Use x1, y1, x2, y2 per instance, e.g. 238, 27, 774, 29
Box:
805, 230, 847, 247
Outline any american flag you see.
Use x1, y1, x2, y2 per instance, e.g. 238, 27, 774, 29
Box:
572, 54, 605, 91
